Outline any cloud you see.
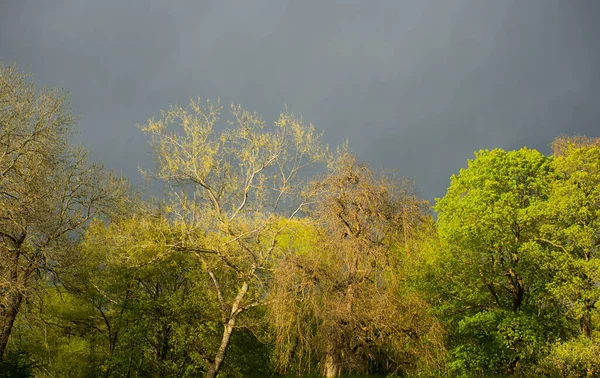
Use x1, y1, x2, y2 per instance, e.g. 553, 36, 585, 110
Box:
1, 0, 599, 201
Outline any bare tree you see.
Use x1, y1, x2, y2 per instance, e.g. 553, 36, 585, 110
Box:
138, 99, 328, 377
0, 65, 129, 360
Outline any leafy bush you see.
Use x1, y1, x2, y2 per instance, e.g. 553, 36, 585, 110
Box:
539, 335, 600, 377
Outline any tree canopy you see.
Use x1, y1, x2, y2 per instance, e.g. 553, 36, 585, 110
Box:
2, 64, 600, 377
0, 64, 128, 365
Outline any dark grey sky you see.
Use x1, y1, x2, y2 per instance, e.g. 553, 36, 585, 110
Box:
1, 0, 599, 202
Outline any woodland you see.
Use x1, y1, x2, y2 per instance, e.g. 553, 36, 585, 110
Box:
2, 65, 600, 377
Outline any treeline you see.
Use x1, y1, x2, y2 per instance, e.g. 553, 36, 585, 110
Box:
1, 65, 599, 377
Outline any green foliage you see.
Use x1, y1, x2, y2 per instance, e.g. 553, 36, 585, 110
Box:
539, 145, 600, 337
4, 215, 210, 376
539, 335, 600, 377
72, 215, 215, 376
431, 142, 600, 376
216, 327, 273, 378
435, 148, 552, 312
0, 63, 129, 364
0, 351, 34, 378
5, 65, 600, 376
448, 309, 551, 376
138, 99, 330, 377
434, 148, 559, 375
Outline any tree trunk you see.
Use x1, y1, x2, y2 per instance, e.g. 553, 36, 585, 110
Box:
206, 317, 236, 378
581, 276, 593, 338
206, 281, 249, 378
0, 292, 23, 361
324, 353, 339, 378
581, 310, 592, 338
506, 269, 524, 313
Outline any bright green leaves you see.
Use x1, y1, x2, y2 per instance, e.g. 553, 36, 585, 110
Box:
450, 309, 546, 376
437, 148, 550, 245
436, 148, 552, 314
539, 145, 600, 337
435, 148, 556, 375
540, 335, 600, 377
57, 214, 214, 376
435, 142, 600, 375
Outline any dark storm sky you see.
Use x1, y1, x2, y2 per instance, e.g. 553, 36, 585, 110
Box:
1, 0, 599, 202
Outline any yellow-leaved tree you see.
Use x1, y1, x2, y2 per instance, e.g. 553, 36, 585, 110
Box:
270, 153, 447, 377
138, 99, 328, 377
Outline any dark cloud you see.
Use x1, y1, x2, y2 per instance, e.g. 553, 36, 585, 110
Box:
1, 0, 599, 202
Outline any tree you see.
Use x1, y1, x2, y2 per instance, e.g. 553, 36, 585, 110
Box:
550, 135, 600, 158
138, 99, 328, 377
0, 65, 128, 361
270, 153, 446, 377
540, 141, 600, 338
434, 148, 554, 374
57, 214, 213, 376
436, 148, 552, 314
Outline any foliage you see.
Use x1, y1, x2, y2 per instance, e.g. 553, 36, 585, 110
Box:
138, 99, 329, 377
538, 334, 600, 377
62, 214, 212, 376
539, 144, 600, 337
551, 135, 600, 157
434, 148, 560, 375
270, 153, 446, 377
436, 148, 552, 312
432, 141, 600, 376
4, 64, 600, 376
0, 64, 129, 361
0, 350, 34, 378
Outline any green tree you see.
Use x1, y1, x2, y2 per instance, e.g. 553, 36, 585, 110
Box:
63, 214, 213, 376
539, 142, 600, 338
0, 65, 128, 361
435, 148, 555, 375
540, 335, 600, 377
138, 99, 328, 377
10, 209, 271, 377
7, 212, 210, 377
